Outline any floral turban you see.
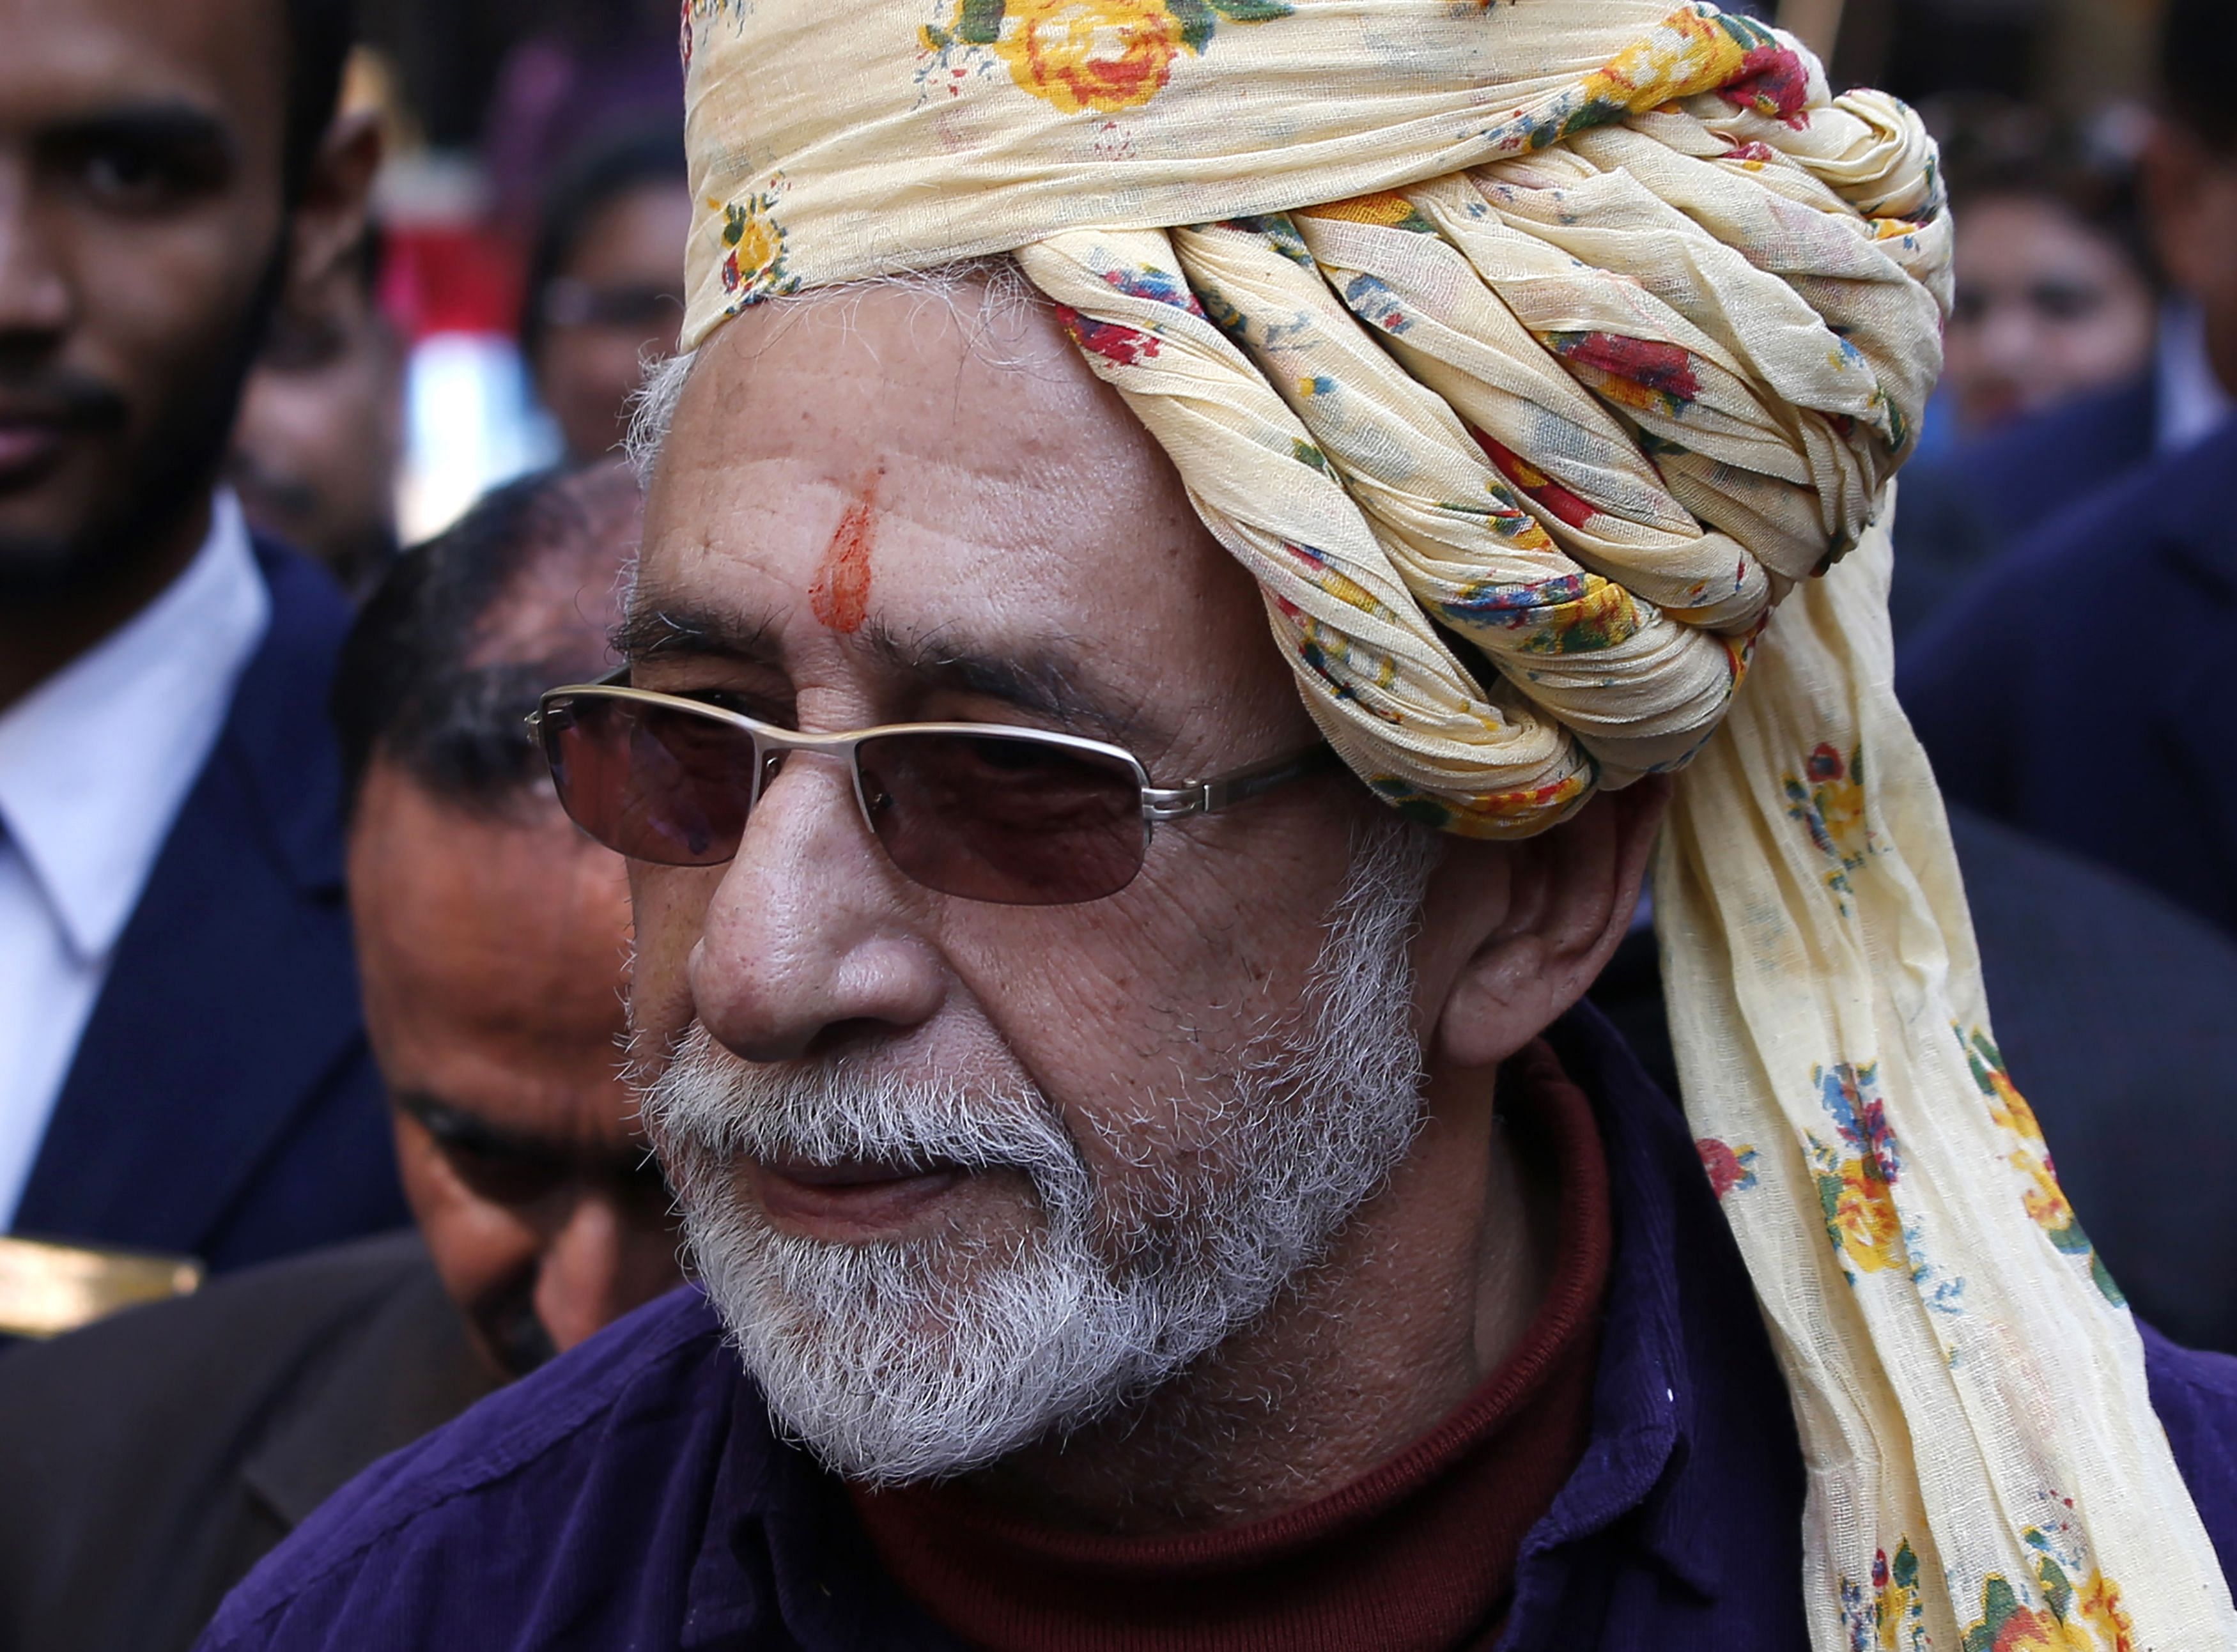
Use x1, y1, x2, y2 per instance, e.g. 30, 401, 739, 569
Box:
676, 2, 2237, 1645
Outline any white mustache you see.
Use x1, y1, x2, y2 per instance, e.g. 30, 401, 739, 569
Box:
639, 1027, 1085, 1183
637, 1031, 1113, 1274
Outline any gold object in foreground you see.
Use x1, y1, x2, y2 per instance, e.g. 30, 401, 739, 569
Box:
0, 1233, 204, 1339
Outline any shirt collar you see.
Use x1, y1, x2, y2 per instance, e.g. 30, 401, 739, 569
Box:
2155, 301, 2234, 456
0, 493, 270, 961
1527, 1005, 1714, 1597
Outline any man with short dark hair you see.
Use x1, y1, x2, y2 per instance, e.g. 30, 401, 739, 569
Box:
0, 0, 401, 1285
520, 127, 690, 465
0, 462, 680, 1652
1903, 0, 2237, 940
228, 218, 405, 598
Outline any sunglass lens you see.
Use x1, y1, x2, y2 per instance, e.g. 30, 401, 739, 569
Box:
542, 693, 755, 866
857, 731, 1147, 905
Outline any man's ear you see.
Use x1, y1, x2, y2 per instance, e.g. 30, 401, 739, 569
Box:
286, 109, 383, 305
1428, 776, 1669, 1072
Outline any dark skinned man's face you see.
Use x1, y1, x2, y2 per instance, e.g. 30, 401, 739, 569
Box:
348, 760, 682, 1379
0, 0, 291, 589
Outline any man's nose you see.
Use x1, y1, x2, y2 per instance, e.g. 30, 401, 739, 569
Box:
1979, 298, 2043, 373
688, 750, 945, 1065
0, 159, 73, 346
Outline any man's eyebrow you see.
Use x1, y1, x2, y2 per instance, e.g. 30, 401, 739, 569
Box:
614, 601, 1162, 750
396, 1092, 660, 1182
395, 1093, 557, 1161
611, 600, 779, 666
39, 103, 236, 163
856, 617, 1163, 751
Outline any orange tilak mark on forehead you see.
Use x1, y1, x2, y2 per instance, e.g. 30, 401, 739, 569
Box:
809, 476, 878, 634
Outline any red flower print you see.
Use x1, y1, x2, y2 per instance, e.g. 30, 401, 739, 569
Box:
1722, 45, 1809, 127
1697, 1138, 1759, 1199
1560, 333, 1701, 401
1053, 303, 1163, 366
1473, 430, 1600, 530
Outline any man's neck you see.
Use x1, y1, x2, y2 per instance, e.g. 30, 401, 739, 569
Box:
963, 1061, 1556, 1536
0, 496, 214, 716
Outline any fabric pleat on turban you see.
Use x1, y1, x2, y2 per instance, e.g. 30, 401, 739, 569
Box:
676, 2, 2237, 1645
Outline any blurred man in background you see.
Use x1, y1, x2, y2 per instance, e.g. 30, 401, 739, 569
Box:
1903, 0, 2237, 941
228, 218, 405, 598
0, 462, 680, 1652
0, 0, 408, 1297
1937, 108, 2160, 440
520, 127, 687, 465
1888, 107, 2165, 637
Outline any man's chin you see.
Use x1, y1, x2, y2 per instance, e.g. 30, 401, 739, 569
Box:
0, 467, 195, 601
0, 518, 100, 597
677, 1173, 1144, 1485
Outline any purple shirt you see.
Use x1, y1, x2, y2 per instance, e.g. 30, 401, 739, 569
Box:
197, 1009, 2237, 1651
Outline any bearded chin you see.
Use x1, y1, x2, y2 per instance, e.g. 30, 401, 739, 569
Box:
640, 819, 1438, 1486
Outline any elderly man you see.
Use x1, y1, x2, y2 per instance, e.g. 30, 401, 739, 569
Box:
204, 6, 2237, 1651
0, 464, 679, 1652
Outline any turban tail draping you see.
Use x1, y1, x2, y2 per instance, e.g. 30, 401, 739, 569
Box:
678, 2, 2237, 1644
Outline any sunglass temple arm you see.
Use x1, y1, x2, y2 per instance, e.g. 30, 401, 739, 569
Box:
1140, 745, 1339, 823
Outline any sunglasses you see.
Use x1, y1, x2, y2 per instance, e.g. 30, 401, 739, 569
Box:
529, 672, 1336, 906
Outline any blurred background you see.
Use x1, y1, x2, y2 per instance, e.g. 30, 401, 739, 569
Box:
291, 0, 2176, 563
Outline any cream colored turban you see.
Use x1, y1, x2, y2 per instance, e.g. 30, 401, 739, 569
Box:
677, 2, 2237, 1644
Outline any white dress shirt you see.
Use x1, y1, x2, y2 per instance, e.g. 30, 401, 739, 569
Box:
0, 493, 270, 1224
2156, 300, 2234, 456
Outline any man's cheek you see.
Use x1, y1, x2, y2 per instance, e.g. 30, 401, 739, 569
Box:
625, 865, 729, 1070
89, 221, 256, 369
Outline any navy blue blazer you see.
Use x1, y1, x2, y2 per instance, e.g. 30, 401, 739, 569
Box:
10, 541, 406, 1272
1888, 375, 2154, 642
1901, 413, 2237, 940
1593, 805, 2237, 1352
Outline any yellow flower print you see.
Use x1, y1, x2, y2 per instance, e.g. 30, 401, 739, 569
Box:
1829, 1157, 1903, 1272
921, 0, 1290, 118
1526, 8, 1798, 150
1962, 1030, 2124, 1306
1963, 1524, 2138, 1652
1783, 741, 1874, 910
716, 185, 798, 302
2016, 1157, 2075, 1234
1806, 1062, 1924, 1286
998, 0, 1185, 114
2073, 1572, 2135, 1650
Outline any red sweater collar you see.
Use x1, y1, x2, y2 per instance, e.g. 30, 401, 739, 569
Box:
850, 1038, 1613, 1651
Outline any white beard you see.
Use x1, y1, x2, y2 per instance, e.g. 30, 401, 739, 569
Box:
638, 820, 1438, 1485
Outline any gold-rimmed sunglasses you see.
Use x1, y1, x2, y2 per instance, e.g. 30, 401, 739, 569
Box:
527, 670, 1336, 906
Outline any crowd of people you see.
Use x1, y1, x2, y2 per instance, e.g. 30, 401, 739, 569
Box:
1, 0, 2234, 1647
